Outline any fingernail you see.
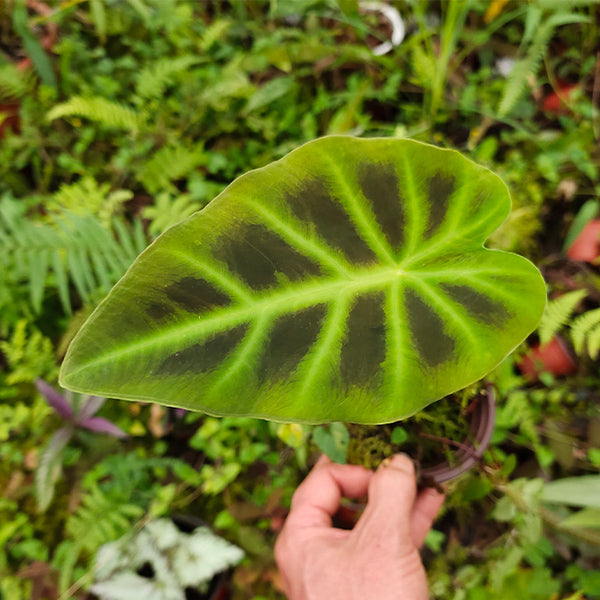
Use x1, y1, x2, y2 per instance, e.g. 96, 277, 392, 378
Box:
380, 453, 413, 474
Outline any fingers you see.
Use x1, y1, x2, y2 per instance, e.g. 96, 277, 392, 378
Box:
411, 487, 445, 548
353, 454, 417, 541
286, 455, 373, 529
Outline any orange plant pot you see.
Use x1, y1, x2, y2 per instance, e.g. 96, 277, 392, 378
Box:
518, 336, 577, 381
566, 219, 600, 262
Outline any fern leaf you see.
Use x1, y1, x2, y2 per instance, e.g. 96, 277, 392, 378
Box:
142, 192, 201, 237
586, 325, 600, 360
51, 176, 132, 226
538, 289, 586, 345
200, 18, 232, 51
137, 143, 206, 194
51, 248, 71, 313
0, 63, 33, 99
135, 55, 201, 98
0, 197, 147, 314
498, 12, 590, 117
47, 96, 145, 132
0, 319, 57, 383
571, 308, 600, 356
66, 484, 144, 556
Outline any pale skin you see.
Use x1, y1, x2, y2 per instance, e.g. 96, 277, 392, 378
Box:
275, 454, 445, 600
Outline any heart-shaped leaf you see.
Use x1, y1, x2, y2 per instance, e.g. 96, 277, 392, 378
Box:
59, 137, 546, 424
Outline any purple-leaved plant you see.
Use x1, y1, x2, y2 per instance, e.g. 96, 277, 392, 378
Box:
35, 379, 127, 511
36, 379, 128, 438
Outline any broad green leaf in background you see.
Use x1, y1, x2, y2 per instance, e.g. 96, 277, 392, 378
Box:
313, 422, 350, 463
542, 475, 600, 509
59, 137, 546, 424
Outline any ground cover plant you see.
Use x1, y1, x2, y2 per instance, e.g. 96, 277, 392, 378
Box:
1, 1, 600, 599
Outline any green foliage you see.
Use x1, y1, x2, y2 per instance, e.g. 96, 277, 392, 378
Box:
50, 176, 133, 226
571, 308, 600, 360
188, 417, 272, 495
0, 197, 146, 315
142, 192, 203, 238
498, 5, 590, 117
60, 137, 546, 424
135, 55, 202, 99
0, 63, 33, 100
11, 0, 56, 88
538, 289, 586, 345
35, 427, 71, 513
1, 2, 599, 598
137, 144, 206, 195
47, 96, 145, 132
312, 422, 350, 464
53, 484, 145, 594
0, 319, 57, 384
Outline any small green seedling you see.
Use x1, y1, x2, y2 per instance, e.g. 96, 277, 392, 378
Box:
59, 137, 546, 424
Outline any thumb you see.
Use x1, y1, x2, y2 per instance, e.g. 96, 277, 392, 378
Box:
352, 454, 417, 543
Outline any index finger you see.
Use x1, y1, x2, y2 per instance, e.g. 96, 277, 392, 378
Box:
286, 456, 373, 529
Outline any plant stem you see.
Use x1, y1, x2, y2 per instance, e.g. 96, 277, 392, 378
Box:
418, 431, 482, 460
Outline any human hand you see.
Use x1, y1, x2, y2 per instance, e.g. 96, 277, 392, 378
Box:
275, 454, 445, 600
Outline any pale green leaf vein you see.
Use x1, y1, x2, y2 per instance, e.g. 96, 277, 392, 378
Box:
407, 276, 480, 349
297, 295, 352, 402
384, 279, 404, 398
208, 312, 272, 397
67, 265, 402, 377
247, 200, 351, 275
318, 150, 396, 265
402, 203, 506, 269
163, 247, 254, 304
398, 148, 425, 259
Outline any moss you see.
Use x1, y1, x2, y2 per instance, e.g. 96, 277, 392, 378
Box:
345, 387, 483, 470
346, 424, 395, 468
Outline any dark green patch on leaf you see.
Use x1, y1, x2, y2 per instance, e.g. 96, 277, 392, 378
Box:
424, 174, 455, 240
165, 276, 231, 313
257, 304, 327, 383
340, 292, 387, 386
358, 162, 404, 250
157, 325, 248, 376
405, 287, 455, 367
146, 301, 176, 320
440, 283, 510, 325
214, 224, 321, 290
289, 180, 376, 264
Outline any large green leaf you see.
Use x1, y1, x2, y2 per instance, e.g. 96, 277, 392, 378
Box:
59, 137, 546, 424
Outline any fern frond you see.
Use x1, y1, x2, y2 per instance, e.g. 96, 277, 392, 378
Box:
200, 18, 232, 51
142, 192, 202, 237
571, 308, 600, 356
498, 12, 590, 117
538, 289, 586, 345
0, 197, 147, 314
50, 176, 133, 226
0, 319, 57, 384
586, 325, 600, 360
46, 96, 145, 132
66, 484, 144, 556
137, 143, 206, 194
0, 63, 33, 100
135, 55, 201, 99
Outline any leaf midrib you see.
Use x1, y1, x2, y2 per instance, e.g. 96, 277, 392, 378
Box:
64, 264, 410, 378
